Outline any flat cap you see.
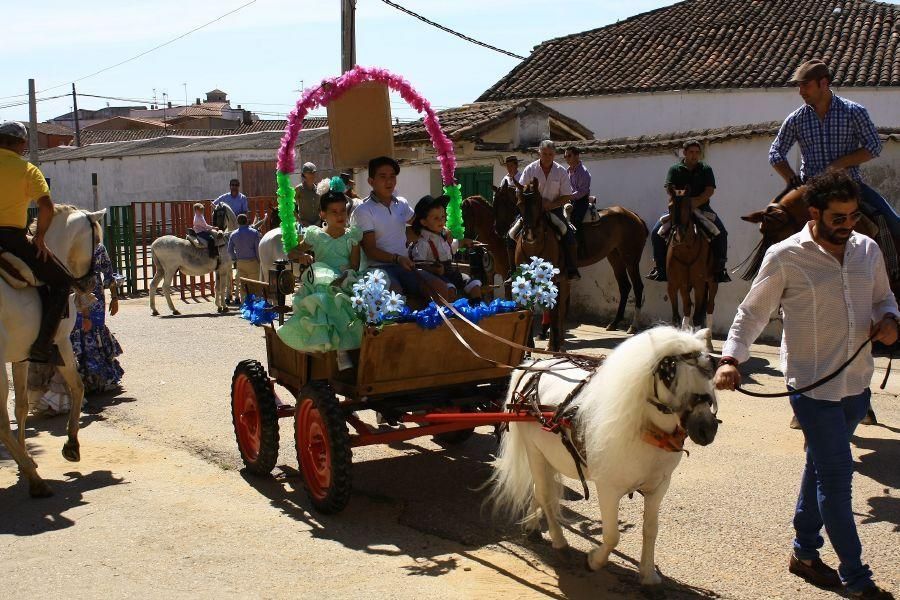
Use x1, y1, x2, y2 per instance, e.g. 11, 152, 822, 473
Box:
504, 155, 519, 163
301, 162, 317, 173
789, 59, 831, 83
0, 121, 28, 140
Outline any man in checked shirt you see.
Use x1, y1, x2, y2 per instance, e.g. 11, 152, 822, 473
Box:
769, 59, 899, 239
715, 171, 897, 599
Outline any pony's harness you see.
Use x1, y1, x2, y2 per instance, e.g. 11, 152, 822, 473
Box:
506, 351, 709, 501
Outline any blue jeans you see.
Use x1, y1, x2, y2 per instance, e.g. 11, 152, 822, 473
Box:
859, 183, 900, 239
375, 264, 443, 297
789, 388, 873, 592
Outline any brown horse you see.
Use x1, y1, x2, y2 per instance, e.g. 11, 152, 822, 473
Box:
473, 181, 648, 334
739, 185, 884, 281
461, 195, 510, 286
666, 194, 716, 350
516, 181, 569, 351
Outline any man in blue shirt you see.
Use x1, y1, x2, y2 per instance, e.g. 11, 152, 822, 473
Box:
769, 59, 899, 239
227, 213, 261, 301
213, 178, 249, 216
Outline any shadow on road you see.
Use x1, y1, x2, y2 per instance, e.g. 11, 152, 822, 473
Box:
0, 470, 126, 536
238, 431, 720, 599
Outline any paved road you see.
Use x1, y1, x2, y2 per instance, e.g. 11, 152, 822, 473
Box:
2, 296, 898, 599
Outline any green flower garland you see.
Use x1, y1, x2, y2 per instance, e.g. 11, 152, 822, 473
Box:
443, 183, 464, 241
276, 171, 299, 253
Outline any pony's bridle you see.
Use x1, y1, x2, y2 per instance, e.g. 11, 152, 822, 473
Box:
648, 351, 715, 415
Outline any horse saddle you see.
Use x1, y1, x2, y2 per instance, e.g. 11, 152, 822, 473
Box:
0, 249, 40, 289
508, 213, 570, 241
659, 209, 720, 240
185, 229, 210, 250
564, 196, 601, 225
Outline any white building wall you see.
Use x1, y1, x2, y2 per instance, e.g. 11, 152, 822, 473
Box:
570, 138, 900, 336
544, 88, 900, 140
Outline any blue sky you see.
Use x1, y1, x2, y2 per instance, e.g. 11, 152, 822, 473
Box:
1, 0, 681, 124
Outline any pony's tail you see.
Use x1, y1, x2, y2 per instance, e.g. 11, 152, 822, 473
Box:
485, 422, 536, 522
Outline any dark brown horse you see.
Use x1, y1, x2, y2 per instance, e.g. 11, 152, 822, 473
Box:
516, 181, 569, 351
461, 195, 510, 287
476, 180, 648, 334
666, 194, 716, 350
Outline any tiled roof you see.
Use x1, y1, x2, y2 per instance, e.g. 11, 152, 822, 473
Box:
40, 129, 328, 161
83, 116, 167, 131
558, 122, 900, 155
78, 118, 328, 145
36, 122, 74, 136
177, 102, 229, 117
394, 99, 592, 143
479, 0, 900, 101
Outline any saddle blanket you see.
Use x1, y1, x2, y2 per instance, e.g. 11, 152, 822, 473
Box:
658, 209, 720, 239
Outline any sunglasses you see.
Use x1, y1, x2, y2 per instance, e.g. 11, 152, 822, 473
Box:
826, 211, 862, 226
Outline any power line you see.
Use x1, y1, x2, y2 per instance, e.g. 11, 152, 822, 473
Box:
378, 0, 525, 60
36, 0, 258, 94
0, 93, 69, 111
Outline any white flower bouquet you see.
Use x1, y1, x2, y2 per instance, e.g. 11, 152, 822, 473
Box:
510, 256, 560, 310
350, 269, 406, 325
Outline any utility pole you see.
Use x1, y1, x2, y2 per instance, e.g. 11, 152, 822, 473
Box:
72, 83, 82, 147
28, 79, 39, 165
341, 0, 356, 72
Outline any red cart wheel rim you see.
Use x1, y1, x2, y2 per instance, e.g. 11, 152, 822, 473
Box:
297, 398, 331, 500
233, 374, 261, 461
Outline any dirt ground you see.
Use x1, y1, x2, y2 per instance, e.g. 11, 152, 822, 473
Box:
2, 295, 898, 599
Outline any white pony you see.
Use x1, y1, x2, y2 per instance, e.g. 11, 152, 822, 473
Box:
148, 204, 238, 316
0, 205, 104, 497
489, 326, 719, 586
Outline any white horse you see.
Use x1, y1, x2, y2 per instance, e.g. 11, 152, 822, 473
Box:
148, 204, 238, 316
0, 205, 105, 497
489, 326, 719, 586
257, 223, 302, 280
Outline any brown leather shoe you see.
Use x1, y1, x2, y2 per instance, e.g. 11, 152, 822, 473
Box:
789, 554, 841, 588
849, 584, 895, 599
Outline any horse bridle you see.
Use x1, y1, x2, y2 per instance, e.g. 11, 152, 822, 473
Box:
648, 351, 716, 415
51, 209, 98, 290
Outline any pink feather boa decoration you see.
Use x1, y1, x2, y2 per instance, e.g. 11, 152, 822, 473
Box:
278, 66, 456, 185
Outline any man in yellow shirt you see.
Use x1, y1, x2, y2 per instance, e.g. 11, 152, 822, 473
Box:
0, 121, 72, 364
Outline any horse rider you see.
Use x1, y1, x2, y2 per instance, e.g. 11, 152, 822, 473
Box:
769, 59, 900, 239
519, 140, 581, 280
715, 170, 897, 599
500, 155, 522, 189
0, 121, 72, 365
213, 178, 249, 216
647, 140, 731, 283
563, 146, 592, 236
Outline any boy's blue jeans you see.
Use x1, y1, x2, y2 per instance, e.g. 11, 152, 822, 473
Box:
789, 388, 873, 592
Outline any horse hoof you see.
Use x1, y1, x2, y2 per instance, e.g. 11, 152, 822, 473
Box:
29, 479, 54, 498
586, 548, 608, 571
639, 569, 663, 586
151, 310, 159, 317
172, 310, 181, 316
62, 441, 80, 462
626, 326, 637, 335
525, 529, 543, 543
606, 321, 620, 331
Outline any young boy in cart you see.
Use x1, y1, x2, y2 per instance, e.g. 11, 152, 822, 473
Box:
349, 156, 448, 300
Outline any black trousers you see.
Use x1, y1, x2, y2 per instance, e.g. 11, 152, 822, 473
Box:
0, 227, 73, 353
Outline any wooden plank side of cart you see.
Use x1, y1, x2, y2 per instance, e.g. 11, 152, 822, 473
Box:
262, 309, 532, 398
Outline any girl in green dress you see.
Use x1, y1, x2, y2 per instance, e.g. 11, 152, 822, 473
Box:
278, 188, 364, 357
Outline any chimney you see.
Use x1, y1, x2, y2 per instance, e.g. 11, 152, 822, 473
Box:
237, 104, 242, 109
167, 101, 172, 108
196, 98, 201, 105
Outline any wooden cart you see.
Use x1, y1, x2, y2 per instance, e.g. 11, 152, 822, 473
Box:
231, 276, 532, 514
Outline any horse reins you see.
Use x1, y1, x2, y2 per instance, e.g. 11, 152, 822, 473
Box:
730, 332, 893, 397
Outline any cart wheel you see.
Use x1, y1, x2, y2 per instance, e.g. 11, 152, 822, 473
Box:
295, 381, 352, 514
231, 360, 279, 475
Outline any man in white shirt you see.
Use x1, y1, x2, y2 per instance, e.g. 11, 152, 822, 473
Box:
349, 156, 442, 297
519, 140, 579, 280
715, 171, 897, 598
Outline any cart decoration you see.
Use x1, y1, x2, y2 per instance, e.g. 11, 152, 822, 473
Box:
510, 257, 560, 310
239, 294, 277, 326
350, 269, 406, 325
275, 65, 465, 255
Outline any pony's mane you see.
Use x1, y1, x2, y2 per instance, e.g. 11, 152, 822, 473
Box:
465, 194, 489, 208
28, 204, 103, 242
574, 326, 704, 463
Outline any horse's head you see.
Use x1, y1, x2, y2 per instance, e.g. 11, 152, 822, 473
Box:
461, 195, 485, 239
493, 181, 519, 235
668, 189, 693, 243
212, 204, 230, 230
738, 185, 809, 280
649, 328, 719, 446
517, 178, 544, 244
41, 205, 105, 291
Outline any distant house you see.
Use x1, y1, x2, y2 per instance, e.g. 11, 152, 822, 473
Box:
35, 122, 74, 149
38, 130, 333, 209
363, 99, 592, 202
